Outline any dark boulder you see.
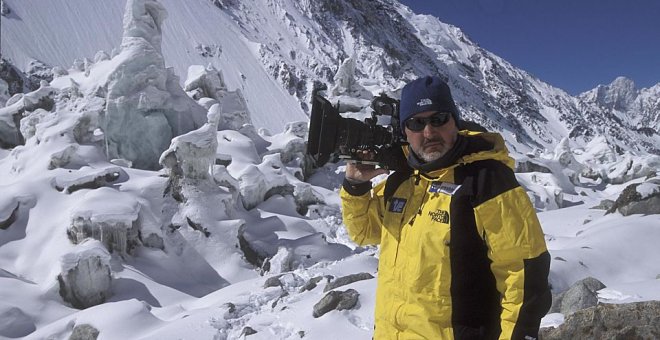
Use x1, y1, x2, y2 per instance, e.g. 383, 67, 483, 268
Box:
323, 272, 374, 292
312, 289, 360, 318
607, 180, 660, 216
541, 301, 660, 339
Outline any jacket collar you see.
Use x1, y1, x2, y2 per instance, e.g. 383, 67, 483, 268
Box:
404, 131, 514, 180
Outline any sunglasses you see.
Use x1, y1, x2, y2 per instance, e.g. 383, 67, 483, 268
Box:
404, 112, 451, 132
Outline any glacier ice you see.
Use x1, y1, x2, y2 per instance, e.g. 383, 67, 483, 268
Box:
102, 0, 207, 170
57, 241, 113, 309
68, 187, 141, 256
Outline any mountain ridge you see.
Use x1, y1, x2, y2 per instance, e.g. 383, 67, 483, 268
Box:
2, 0, 659, 154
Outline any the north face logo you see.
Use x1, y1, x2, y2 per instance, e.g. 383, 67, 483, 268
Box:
428, 209, 449, 223
416, 98, 432, 106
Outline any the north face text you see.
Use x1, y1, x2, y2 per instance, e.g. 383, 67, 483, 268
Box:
428, 209, 449, 223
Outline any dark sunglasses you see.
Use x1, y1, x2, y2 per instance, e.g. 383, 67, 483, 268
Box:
404, 112, 451, 132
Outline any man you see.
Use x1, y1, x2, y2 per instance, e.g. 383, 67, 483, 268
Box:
340, 76, 551, 339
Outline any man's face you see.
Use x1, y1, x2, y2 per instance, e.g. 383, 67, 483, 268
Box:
404, 111, 459, 162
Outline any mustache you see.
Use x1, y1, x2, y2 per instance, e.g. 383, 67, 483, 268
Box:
422, 138, 444, 146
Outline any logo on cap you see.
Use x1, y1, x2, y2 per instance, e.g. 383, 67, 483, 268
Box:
417, 98, 432, 106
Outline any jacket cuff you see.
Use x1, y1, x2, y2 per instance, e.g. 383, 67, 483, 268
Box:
342, 178, 372, 196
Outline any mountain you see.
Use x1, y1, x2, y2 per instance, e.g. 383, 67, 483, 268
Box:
3, 0, 659, 154
580, 77, 660, 133
1, 0, 659, 339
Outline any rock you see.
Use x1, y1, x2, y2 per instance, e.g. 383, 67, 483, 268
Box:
292, 182, 324, 215
240, 326, 257, 337
25, 60, 54, 89
0, 82, 57, 148
0, 202, 18, 230
263, 274, 284, 288
607, 180, 660, 216
559, 277, 606, 316
312, 289, 360, 318
69, 324, 100, 340
58, 244, 113, 309
324, 272, 374, 292
549, 291, 563, 314
53, 167, 123, 194
141, 232, 164, 250
590, 199, 614, 210
237, 224, 266, 269
540, 301, 660, 340
299, 276, 329, 293
0, 78, 8, 106
0, 58, 23, 96
516, 159, 553, 173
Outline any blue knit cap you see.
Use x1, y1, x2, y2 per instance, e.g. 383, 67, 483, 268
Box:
399, 76, 461, 131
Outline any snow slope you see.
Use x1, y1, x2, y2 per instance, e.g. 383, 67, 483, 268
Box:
2, 0, 307, 132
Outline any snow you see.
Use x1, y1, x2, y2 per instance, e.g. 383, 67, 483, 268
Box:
636, 181, 659, 199
2, 0, 308, 132
1, 0, 659, 339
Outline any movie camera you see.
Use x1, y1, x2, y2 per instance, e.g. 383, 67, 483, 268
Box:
306, 90, 408, 171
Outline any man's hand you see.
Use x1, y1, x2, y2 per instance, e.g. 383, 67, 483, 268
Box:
345, 161, 389, 183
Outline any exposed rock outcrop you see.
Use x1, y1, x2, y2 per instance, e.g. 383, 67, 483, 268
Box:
324, 273, 374, 292
69, 324, 100, 340
312, 289, 360, 318
0, 82, 57, 147
607, 178, 660, 216
550, 277, 606, 316
541, 301, 660, 340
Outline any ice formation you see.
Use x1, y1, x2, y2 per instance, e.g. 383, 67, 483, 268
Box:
57, 241, 113, 309
102, 0, 206, 169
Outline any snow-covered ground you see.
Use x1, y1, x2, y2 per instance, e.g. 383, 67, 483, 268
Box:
1, 0, 659, 339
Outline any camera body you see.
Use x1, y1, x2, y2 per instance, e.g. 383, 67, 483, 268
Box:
306, 91, 409, 171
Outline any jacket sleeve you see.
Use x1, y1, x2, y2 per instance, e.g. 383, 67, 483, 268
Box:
339, 179, 385, 246
473, 177, 552, 339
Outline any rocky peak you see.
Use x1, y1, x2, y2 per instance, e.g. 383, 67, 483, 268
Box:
580, 76, 638, 111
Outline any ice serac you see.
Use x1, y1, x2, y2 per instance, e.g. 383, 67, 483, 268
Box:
160, 109, 220, 181
330, 57, 371, 100
103, 0, 206, 170
68, 188, 141, 257
57, 241, 113, 309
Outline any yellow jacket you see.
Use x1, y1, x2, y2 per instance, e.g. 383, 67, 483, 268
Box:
340, 131, 551, 340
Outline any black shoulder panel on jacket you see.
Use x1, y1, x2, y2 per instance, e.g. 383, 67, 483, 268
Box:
383, 168, 412, 204
462, 159, 520, 207
451, 163, 502, 336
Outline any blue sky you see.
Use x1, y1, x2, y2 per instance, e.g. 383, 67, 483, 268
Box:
399, 0, 660, 95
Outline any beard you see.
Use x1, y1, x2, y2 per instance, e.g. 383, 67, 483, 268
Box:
412, 139, 449, 162
418, 150, 444, 162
